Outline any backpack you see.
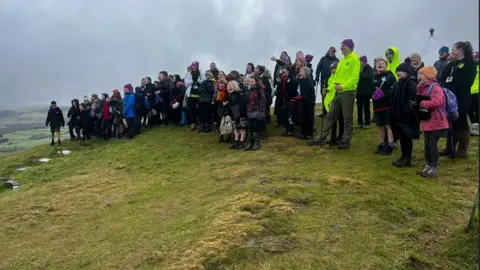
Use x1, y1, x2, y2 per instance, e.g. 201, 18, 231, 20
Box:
427, 83, 459, 121
219, 115, 233, 135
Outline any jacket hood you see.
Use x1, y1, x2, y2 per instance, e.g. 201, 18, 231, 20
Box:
386, 47, 401, 79
71, 99, 79, 106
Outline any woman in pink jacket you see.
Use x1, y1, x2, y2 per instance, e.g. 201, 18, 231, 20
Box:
415, 66, 449, 178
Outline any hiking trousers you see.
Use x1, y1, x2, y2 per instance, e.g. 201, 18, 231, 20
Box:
319, 91, 356, 144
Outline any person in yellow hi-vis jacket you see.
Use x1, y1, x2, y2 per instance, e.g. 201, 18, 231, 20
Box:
322, 61, 344, 144
308, 39, 361, 149
385, 47, 401, 80
468, 51, 479, 136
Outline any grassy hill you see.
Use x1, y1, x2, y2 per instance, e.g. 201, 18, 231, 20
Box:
0, 119, 477, 269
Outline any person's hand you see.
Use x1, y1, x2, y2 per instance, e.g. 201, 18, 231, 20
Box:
270, 56, 276, 61
335, 84, 343, 91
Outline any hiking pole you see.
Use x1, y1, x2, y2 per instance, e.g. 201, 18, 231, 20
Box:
465, 190, 478, 232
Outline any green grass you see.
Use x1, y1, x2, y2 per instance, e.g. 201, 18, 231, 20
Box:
1, 128, 70, 150
0, 111, 477, 269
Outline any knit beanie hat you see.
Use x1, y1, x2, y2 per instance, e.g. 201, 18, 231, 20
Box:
418, 66, 437, 80
191, 61, 199, 68
112, 89, 119, 94
359, 55, 368, 65
225, 73, 237, 81
305, 54, 314, 63
134, 86, 142, 94
341, 39, 355, 50
396, 62, 415, 76
124, 84, 133, 92
438, 46, 449, 54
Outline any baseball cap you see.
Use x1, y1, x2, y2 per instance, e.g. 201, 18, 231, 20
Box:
329, 46, 337, 52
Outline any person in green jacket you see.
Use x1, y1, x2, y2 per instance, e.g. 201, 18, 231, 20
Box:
308, 39, 360, 149
468, 51, 479, 136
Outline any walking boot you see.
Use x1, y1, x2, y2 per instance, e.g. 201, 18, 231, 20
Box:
455, 130, 470, 158
251, 133, 261, 151
230, 141, 238, 149
244, 138, 254, 151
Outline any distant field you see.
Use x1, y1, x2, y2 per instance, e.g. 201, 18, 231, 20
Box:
0, 128, 70, 154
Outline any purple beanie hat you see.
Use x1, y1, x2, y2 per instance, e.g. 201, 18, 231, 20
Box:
191, 61, 199, 68
124, 84, 133, 92
342, 39, 355, 50
305, 54, 314, 63
359, 55, 368, 65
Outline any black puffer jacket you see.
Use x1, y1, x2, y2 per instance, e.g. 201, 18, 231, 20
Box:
46, 106, 65, 127
315, 51, 339, 85
67, 99, 81, 126
391, 76, 420, 139
356, 64, 374, 96
440, 57, 477, 106
228, 90, 247, 120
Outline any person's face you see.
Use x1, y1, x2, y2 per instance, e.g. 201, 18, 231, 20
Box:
191, 65, 197, 71
376, 61, 387, 72
439, 52, 448, 60
72, 101, 77, 106
340, 44, 350, 55
219, 72, 225, 80
397, 71, 407, 79
451, 45, 464, 60
328, 49, 335, 57
386, 53, 394, 62
51, 103, 56, 108
474, 56, 479, 63
410, 55, 420, 65
281, 52, 287, 58
246, 64, 253, 73
281, 68, 288, 77
159, 73, 166, 81
249, 79, 256, 88
219, 83, 226, 89
254, 66, 260, 75
418, 72, 428, 84
106, 97, 110, 102
210, 63, 216, 70
299, 68, 306, 79
124, 87, 129, 93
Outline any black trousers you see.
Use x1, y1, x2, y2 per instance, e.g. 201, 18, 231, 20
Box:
425, 129, 447, 167
468, 93, 479, 124
103, 120, 112, 138
397, 129, 413, 158
125, 117, 134, 139
187, 97, 199, 125
134, 114, 143, 135
356, 95, 371, 125
301, 102, 314, 136
450, 100, 470, 149
199, 102, 213, 126
69, 124, 81, 138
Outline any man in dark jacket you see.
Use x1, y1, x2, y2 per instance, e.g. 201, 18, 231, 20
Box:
315, 46, 339, 116
142, 77, 156, 127
198, 70, 216, 133
45, 101, 65, 146
356, 55, 374, 128
434, 46, 450, 82
157, 71, 172, 126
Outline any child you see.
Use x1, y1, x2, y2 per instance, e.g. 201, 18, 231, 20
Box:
198, 70, 215, 133
102, 94, 113, 140
321, 62, 344, 145
170, 76, 185, 126
415, 67, 449, 178
134, 86, 147, 134
67, 99, 81, 140
111, 89, 124, 138
123, 84, 135, 140
226, 80, 247, 149
79, 103, 92, 140
245, 76, 267, 151
45, 101, 65, 146
372, 58, 397, 155
215, 79, 228, 133
297, 66, 316, 139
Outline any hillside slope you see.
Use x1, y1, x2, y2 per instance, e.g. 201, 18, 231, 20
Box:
0, 124, 477, 269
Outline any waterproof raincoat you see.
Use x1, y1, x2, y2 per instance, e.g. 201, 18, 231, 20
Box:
332, 52, 361, 91
323, 74, 336, 112
471, 66, 479, 94
386, 47, 401, 80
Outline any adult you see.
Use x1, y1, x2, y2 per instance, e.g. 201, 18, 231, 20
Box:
439, 41, 477, 158
434, 46, 450, 82
142, 77, 156, 127
410, 53, 425, 81
356, 55, 374, 128
157, 71, 172, 125
210, 62, 219, 80
308, 39, 361, 149
385, 47, 401, 80
469, 52, 479, 136
256, 65, 273, 124
245, 63, 255, 79
297, 67, 316, 139
184, 62, 203, 131
276, 67, 298, 132
315, 46, 339, 117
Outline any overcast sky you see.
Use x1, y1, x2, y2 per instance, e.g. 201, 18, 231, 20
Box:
0, 0, 478, 107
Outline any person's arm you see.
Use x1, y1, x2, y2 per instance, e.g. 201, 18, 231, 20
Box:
421, 84, 445, 110
45, 111, 50, 126
67, 108, 72, 118
59, 109, 65, 127
315, 57, 323, 82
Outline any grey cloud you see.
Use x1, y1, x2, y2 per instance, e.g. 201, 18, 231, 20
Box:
0, 0, 478, 107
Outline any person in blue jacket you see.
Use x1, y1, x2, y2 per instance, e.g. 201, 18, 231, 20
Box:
123, 84, 136, 140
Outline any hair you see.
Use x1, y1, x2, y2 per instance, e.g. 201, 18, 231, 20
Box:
454, 41, 474, 59
217, 79, 227, 87
160, 71, 169, 78
218, 70, 226, 78
376, 58, 388, 66
253, 75, 264, 89
191, 70, 201, 82
146, 77, 152, 83
51, 101, 57, 105
410, 52, 421, 60
300, 66, 311, 78
227, 80, 240, 92
205, 70, 214, 80
246, 63, 255, 74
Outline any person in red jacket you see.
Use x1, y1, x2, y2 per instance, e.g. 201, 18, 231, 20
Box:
102, 94, 113, 140
415, 67, 449, 178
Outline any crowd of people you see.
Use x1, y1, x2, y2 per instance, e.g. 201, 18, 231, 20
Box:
45, 39, 479, 178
